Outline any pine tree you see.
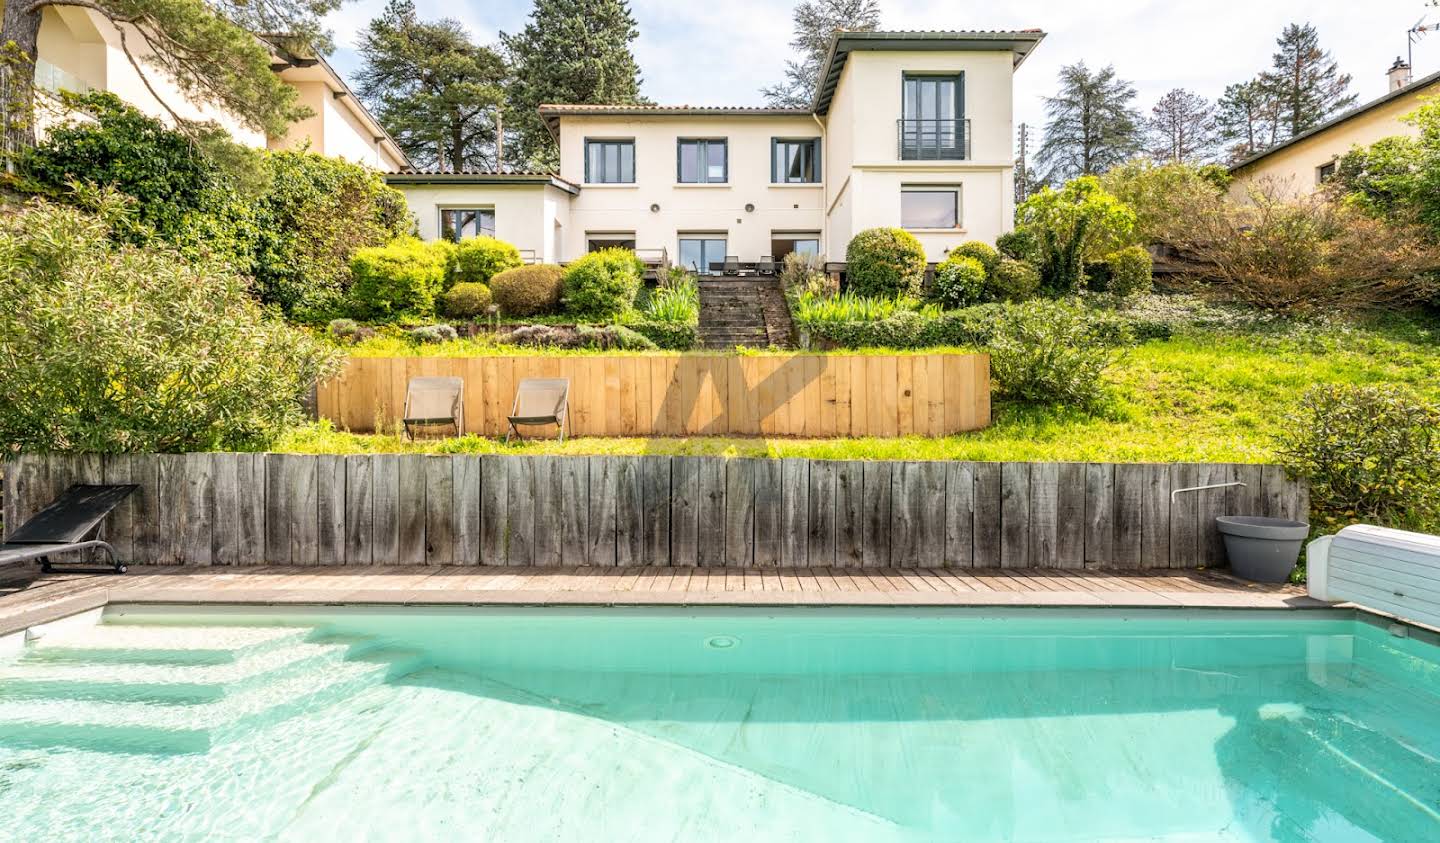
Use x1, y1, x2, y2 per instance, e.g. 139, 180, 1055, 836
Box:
502, 0, 645, 169
761, 0, 881, 108
356, 0, 508, 172
1216, 79, 1282, 161
1034, 63, 1143, 182
1146, 88, 1217, 164
1264, 23, 1357, 137
1, 0, 338, 152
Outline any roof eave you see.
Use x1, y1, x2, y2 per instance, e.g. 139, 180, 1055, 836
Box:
385, 172, 579, 195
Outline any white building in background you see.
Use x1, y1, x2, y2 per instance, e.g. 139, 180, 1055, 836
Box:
391, 30, 1045, 272
33, 6, 409, 171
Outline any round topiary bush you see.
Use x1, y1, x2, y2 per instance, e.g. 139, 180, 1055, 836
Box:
996, 227, 1039, 262
453, 236, 522, 286
440, 282, 493, 318
988, 258, 1042, 303
845, 228, 927, 297
562, 248, 644, 320
947, 241, 1001, 275
348, 238, 448, 321
491, 264, 564, 316
933, 255, 988, 308
1103, 245, 1154, 301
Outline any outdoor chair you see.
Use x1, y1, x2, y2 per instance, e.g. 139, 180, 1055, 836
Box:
0, 484, 137, 574
723, 255, 740, 276
506, 378, 570, 444
403, 376, 464, 440
757, 255, 776, 276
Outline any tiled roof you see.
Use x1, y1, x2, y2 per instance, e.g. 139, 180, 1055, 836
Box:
537, 104, 811, 138
396, 167, 561, 176
385, 168, 579, 194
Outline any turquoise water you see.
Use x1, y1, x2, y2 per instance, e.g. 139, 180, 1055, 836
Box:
1, 607, 1438, 841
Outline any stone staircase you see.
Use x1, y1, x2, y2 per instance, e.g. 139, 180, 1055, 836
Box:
697, 278, 794, 350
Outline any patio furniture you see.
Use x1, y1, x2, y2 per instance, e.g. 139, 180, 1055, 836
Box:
506, 378, 570, 443
403, 376, 464, 440
757, 255, 776, 276
723, 255, 740, 276
0, 484, 137, 574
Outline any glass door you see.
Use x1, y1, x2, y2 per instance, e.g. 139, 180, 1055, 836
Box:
902, 74, 963, 159
679, 237, 727, 275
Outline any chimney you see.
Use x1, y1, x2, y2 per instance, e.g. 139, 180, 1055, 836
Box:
1388, 56, 1413, 91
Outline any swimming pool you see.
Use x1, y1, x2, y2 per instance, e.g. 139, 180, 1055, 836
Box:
1, 606, 1436, 841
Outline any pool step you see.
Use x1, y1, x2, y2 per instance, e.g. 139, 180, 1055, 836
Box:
23, 624, 312, 665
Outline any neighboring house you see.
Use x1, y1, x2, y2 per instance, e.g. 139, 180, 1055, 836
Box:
33, 7, 409, 171
391, 30, 1045, 273
1229, 58, 1440, 199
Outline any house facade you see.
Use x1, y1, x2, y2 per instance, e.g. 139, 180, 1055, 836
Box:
1229, 59, 1440, 200
391, 30, 1044, 272
32, 7, 409, 171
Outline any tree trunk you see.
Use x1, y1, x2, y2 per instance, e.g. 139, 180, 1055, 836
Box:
1, 2, 44, 156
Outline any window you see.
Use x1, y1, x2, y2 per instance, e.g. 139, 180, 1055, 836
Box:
900, 73, 965, 160
440, 208, 496, 241
901, 186, 960, 230
585, 139, 635, 183
772, 138, 821, 183
771, 233, 821, 261
587, 234, 636, 252
678, 236, 728, 275
1317, 160, 1337, 184
678, 139, 727, 183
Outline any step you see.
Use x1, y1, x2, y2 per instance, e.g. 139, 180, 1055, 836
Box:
0, 647, 422, 754
22, 624, 313, 665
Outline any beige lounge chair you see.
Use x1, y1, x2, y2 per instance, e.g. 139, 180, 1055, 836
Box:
507, 378, 570, 443
403, 376, 464, 439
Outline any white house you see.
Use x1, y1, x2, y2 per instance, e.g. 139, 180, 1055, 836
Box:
391, 30, 1044, 272
32, 7, 409, 171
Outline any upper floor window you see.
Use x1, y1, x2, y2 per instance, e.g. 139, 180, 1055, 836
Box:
441, 208, 496, 241
586, 139, 635, 183
678, 139, 727, 183
772, 138, 821, 183
900, 73, 967, 160
1317, 160, 1337, 184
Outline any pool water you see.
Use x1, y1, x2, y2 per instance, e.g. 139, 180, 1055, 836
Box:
1, 607, 1437, 841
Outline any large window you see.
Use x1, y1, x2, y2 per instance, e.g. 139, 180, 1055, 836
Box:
900, 186, 960, 230
440, 208, 496, 241
900, 73, 965, 160
585, 139, 635, 183
679, 236, 728, 275
587, 233, 636, 252
678, 139, 727, 183
772, 138, 820, 183
771, 233, 821, 261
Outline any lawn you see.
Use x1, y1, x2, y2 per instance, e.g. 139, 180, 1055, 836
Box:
278, 310, 1440, 463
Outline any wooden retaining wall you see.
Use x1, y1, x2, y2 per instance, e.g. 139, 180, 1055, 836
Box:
316, 354, 990, 438
3, 454, 1307, 569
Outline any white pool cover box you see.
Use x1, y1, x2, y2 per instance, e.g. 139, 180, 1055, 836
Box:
1308, 525, 1440, 629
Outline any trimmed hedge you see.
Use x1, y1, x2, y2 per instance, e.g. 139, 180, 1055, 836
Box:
630, 320, 699, 350
947, 240, 1000, 275
563, 248, 644, 320
440, 282, 493, 318
491, 264, 564, 316
348, 238, 449, 321
845, 228, 927, 297
453, 236, 522, 286
933, 255, 987, 308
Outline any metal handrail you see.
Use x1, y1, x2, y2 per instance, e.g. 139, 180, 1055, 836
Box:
896, 118, 971, 161
1171, 481, 1247, 504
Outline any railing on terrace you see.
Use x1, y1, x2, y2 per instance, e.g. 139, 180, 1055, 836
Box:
896, 118, 971, 161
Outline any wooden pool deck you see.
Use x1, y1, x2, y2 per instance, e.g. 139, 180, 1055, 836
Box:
0, 566, 1325, 635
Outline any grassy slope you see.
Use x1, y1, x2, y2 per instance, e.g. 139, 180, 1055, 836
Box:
278, 314, 1440, 463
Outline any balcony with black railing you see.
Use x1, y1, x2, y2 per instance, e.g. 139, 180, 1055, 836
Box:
896, 118, 971, 161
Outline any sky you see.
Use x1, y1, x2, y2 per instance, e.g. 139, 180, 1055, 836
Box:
324, 0, 1440, 137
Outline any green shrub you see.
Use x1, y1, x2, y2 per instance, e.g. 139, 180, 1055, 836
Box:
562, 248, 643, 320
491, 264, 564, 316
0, 197, 339, 453
1277, 384, 1440, 532
1016, 177, 1137, 296
780, 250, 829, 296
1098, 159, 1230, 246
1104, 246, 1153, 301
802, 305, 1002, 350
453, 236, 522, 286
947, 241, 1000, 274
792, 290, 935, 325
845, 227, 927, 297
407, 324, 459, 344
996, 228, 1038, 262
348, 238, 449, 320
441, 282, 494, 318
583, 325, 658, 350
630, 321, 698, 350
988, 258, 1041, 302
933, 255, 988, 308
642, 271, 699, 323
988, 299, 1130, 408
327, 318, 375, 344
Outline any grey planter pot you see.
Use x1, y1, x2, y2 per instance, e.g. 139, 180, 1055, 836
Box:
1216, 516, 1310, 583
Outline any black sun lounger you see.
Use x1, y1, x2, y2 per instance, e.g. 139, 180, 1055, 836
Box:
1, 484, 137, 574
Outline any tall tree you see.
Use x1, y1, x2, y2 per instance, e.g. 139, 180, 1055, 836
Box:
1216, 79, 1282, 161
1, 0, 338, 153
761, 0, 881, 108
1034, 63, 1142, 183
1263, 23, 1357, 138
356, 0, 507, 172
1146, 88, 1217, 164
502, 0, 645, 169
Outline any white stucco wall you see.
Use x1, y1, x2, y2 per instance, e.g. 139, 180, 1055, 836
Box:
395, 182, 571, 263
556, 115, 825, 265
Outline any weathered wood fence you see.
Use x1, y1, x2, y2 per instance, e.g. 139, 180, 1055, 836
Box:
4, 454, 1307, 570
317, 354, 990, 438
